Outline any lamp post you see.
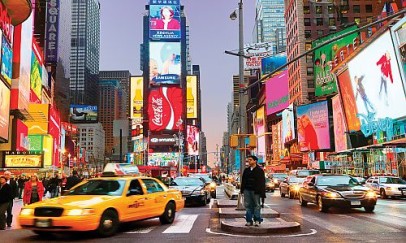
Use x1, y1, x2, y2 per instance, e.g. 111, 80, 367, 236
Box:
175, 118, 184, 176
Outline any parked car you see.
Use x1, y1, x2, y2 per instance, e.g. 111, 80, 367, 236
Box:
265, 178, 276, 192
298, 174, 377, 213
169, 177, 211, 206
365, 176, 406, 199
269, 173, 288, 187
279, 176, 305, 199
19, 175, 184, 237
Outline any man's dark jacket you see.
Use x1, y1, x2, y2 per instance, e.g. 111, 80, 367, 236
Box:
8, 179, 18, 199
240, 165, 266, 197
0, 183, 13, 203
65, 176, 82, 190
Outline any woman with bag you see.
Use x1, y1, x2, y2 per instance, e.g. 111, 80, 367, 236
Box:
23, 175, 45, 205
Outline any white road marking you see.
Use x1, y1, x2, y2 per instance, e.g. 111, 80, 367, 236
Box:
361, 213, 406, 228
205, 228, 317, 238
126, 226, 156, 234
297, 214, 357, 234
337, 214, 401, 233
163, 214, 199, 233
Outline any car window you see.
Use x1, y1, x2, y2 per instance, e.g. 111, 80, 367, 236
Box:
129, 179, 143, 195
172, 177, 204, 186
67, 179, 126, 196
142, 179, 164, 194
316, 176, 357, 186
383, 177, 406, 184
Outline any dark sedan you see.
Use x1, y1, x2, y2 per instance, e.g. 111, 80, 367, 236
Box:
279, 176, 305, 199
169, 177, 211, 206
299, 174, 377, 213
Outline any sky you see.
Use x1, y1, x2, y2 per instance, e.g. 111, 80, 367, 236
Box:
98, 0, 256, 166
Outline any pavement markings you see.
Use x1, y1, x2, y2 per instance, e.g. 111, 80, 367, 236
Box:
337, 214, 402, 233
360, 213, 406, 228
205, 228, 318, 238
296, 214, 357, 234
162, 214, 199, 234
126, 226, 157, 234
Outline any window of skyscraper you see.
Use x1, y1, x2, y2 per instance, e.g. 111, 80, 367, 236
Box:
315, 6, 323, 14
304, 18, 311, 26
317, 30, 323, 37
305, 30, 311, 38
304, 6, 310, 14
365, 5, 373, 13
353, 5, 361, 13
328, 6, 334, 14
329, 18, 335, 26
316, 18, 323, 26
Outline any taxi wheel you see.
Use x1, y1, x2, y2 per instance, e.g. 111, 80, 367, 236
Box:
299, 194, 307, 206
160, 202, 176, 224
97, 210, 119, 237
288, 190, 294, 199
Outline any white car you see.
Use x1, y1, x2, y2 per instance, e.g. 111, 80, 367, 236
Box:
365, 176, 406, 198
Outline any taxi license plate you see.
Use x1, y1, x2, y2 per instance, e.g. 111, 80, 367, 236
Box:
35, 219, 52, 228
350, 200, 361, 206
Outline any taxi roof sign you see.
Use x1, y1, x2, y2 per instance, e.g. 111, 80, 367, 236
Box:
103, 163, 140, 176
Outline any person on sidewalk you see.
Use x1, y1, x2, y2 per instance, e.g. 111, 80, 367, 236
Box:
17, 175, 27, 199
240, 155, 266, 227
0, 175, 12, 230
23, 175, 45, 205
4, 171, 17, 228
64, 171, 82, 191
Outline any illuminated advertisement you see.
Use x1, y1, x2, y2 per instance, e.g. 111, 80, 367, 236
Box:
25, 104, 49, 135
337, 69, 361, 131
313, 25, 359, 97
15, 119, 28, 151
5, 153, 43, 168
332, 95, 348, 152
1, 34, 12, 85
149, 42, 181, 85
70, 105, 98, 122
186, 76, 197, 119
391, 16, 406, 91
149, 134, 177, 146
149, 0, 181, 40
272, 122, 282, 161
265, 70, 289, 115
30, 50, 43, 101
45, 0, 59, 63
133, 138, 147, 153
148, 152, 179, 167
148, 87, 183, 131
254, 106, 266, 161
261, 53, 287, 78
130, 77, 144, 121
0, 80, 10, 141
282, 104, 295, 144
347, 31, 406, 120
187, 125, 199, 156
297, 101, 331, 152
43, 135, 53, 167
28, 135, 43, 151
131, 123, 143, 140
244, 42, 273, 70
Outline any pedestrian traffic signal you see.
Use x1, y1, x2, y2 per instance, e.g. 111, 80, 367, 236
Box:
230, 135, 238, 148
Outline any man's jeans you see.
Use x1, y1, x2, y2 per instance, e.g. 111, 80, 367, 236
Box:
244, 190, 262, 223
0, 202, 9, 229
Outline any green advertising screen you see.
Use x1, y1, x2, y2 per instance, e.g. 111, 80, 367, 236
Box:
28, 135, 43, 151
313, 25, 359, 97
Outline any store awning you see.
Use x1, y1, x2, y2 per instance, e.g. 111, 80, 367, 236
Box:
382, 137, 406, 147
3, 0, 32, 26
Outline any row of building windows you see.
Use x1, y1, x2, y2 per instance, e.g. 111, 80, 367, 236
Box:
304, 4, 373, 15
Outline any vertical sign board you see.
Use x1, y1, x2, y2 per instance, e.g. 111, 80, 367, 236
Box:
149, 0, 181, 40
45, 0, 59, 63
130, 76, 144, 122
186, 76, 197, 119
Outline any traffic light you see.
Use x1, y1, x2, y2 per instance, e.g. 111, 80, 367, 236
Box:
248, 134, 257, 148
230, 135, 239, 148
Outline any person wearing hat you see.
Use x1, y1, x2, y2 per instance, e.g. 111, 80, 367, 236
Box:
0, 175, 12, 230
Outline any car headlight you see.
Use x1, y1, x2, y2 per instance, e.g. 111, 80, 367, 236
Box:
324, 192, 340, 198
365, 191, 376, 198
192, 189, 205, 195
292, 185, 300, 191
273, 179, 278, 183
66, 208, 95, 216
20, 208, 34, 216
210, 182, 216, 188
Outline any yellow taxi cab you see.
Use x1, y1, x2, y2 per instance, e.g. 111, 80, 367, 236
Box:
18, 172, 184, 237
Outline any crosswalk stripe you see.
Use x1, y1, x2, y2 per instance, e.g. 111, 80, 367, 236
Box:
361, 214, 406, 228
163, 214, 199, 234
126, 226, 156, 234
382, 212, 406, 220
297, 214, 357, 234
337, 214, 401, 233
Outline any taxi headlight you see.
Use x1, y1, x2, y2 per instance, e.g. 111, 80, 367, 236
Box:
20, 208, 34, 216
366, 191, 376, 198
324, 192, 340, 198
66, 208, 95, 216
292, 185, 300, 191
210, 182, 216, 188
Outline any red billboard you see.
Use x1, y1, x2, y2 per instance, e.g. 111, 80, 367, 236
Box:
15, 119, 28, 151
0, 80, 10, 141
148, 87, 183, 131
337, 69, 361, 131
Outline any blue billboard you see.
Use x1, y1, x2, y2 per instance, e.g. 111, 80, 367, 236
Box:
149, 0, 181, 40
69, 105, 98, 123
261, 53, 287, 78
149, 42, 181, 85
1, 35, 12, 85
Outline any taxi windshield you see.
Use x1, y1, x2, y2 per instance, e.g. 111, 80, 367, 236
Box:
66, 179, 126, 196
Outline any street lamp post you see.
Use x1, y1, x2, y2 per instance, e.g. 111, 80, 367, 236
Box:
175, 118, 184, 176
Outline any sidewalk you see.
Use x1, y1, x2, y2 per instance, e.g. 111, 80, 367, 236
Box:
10, 199, 22, 229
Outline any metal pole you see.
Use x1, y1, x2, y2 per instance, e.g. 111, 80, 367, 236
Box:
119, 129, 123, 163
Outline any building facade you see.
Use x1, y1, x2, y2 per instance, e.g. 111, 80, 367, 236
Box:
76, 123, 105, 172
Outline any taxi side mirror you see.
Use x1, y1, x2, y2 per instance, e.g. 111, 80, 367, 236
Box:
127, 188, 142, 196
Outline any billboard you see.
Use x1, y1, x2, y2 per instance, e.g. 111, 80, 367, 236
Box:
337, 69, 361, 131
148, 87, 183, 131
5, 153, 43, 168
130, 77, 144, 120
391, 16, 406, 92
28, 135, 43, 151
149, 0, 181, 40
45, 0, 59, 63
297, 101, 331, 152
147, 152, 179, 167
43, 135, 53, 167
332, 95, 348, 152
282, 104, 295, 144
15, 119, 28, 151
149, 134, 177, 146
244, 42, 273, 70
69, 105, 98, 122
1, 34, 12, 85
30, 50, 43, 101
187, 125, 199, 156
133, 137, 147, 153
313, 25, 359, 97
271, 122, 282, 161
149, 42, 181, 85
25, 104, 49, 135
186, 76, 197, 119
347, 31, 406, 120
261, 53, 287, 78
265, 70, 289, 115
254, 106, 266, 162
0, 80, 10, 141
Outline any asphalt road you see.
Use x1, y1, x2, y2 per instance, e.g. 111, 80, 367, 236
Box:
2, 185, 406, 242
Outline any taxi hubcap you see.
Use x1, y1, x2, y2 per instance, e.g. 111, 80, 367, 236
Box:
103, 219, 113, 229
167, 208, 173, 218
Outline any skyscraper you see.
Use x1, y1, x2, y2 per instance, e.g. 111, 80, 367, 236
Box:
70, 0, 100, 105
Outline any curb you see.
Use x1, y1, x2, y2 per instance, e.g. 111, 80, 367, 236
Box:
220, 218, 301, 234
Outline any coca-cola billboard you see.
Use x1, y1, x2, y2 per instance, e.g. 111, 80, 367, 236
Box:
148, 87, 183, 131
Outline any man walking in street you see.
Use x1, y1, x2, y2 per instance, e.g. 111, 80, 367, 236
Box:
0, 175, 12, 230
64, 171, 82, 191
4, 171, 17, 228
240, 155, 266, 227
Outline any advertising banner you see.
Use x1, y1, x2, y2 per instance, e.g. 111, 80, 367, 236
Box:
131, 123, 143, 140
133, 137, 147, 153
391, 16, 406, 93
149, 0, 181, 40
148, 87, 183, 131
45, 0, 59, 63
25, 104, 49, 135
5, 153, 43, 168
244, 43, 273, 70
43, 135, 53, 167
186, 76, 197, 119
1, 34, 12, 85
332, 95, 348, 152
30, 50, 43, 100
297, 101, 331, 152
347, 31, 406, 120
0, 80, 10, 141
15, 119, 28, 151
187, 125, 199, 156
28, 135, 43, 151
147, 152, 179, 167
265, 70, 289, 115
149, 42, 181, 85
69, 105, 98, 122
254, 106, 266, 161
149, 134, 177, 146
337, 69, 361, 131
282, 104, 295, 144
130, 77, 143, 121
313, 25, 359, 97
261, 53, 287, 78
272, 122, 282, 161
